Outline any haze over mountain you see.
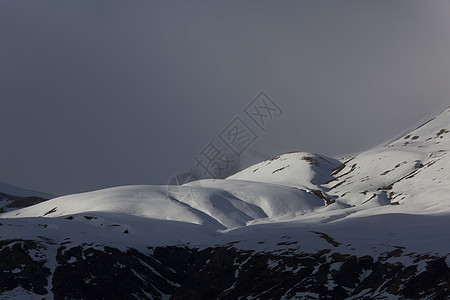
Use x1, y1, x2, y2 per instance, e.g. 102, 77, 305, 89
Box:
0, 107, 449, 299
3, 1, 450, 196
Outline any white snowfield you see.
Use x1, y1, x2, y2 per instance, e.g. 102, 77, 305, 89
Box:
1, 107, 450, 254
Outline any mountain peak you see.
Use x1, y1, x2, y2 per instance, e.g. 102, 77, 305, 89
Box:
1, 109, 449, 299
227, 151, 340, 189
386, 106, 450, 150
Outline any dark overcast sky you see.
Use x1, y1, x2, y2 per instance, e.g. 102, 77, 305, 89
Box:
1, 1, 450, 195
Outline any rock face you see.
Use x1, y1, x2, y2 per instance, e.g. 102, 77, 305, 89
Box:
0, 240, 50, 295
1, 239, 449, 299
0, 192, 48, 213
0, 181, 52, 213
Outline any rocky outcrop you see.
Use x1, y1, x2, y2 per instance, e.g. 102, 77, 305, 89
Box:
2, 240, 447, 299
0, 239, 50, 295
0, 192, 48, 213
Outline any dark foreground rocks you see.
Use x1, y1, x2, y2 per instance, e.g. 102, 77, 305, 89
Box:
0, 239, 448, 299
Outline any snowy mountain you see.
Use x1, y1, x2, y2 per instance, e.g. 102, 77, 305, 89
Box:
0, 181, 52, 213
0, 107, 450, 299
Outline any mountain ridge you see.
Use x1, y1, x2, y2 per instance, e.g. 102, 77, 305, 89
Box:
0, 108, 449, 299
0, 181, 53, 213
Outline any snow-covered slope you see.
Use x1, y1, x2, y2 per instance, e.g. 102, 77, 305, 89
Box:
1, 181, 326, 231
0, 181, 52, 199
1, 107, 450, 299
0, 181, 53, 213
2, 107, 450, 236
227, 151, 340, 189
322, 106, 450, 213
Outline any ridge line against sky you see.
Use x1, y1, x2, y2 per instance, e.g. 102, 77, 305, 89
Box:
1, 1, 450, 195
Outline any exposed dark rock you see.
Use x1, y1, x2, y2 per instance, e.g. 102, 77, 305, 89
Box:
43, 207, 58, 216
310, 190, 335, 205
0, 192, 48, 213
310, 231, 341, 247
53, 245, 180, 299
0, 240, 448, 299
0, 239, 50, 295
53, 246, 450, 299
